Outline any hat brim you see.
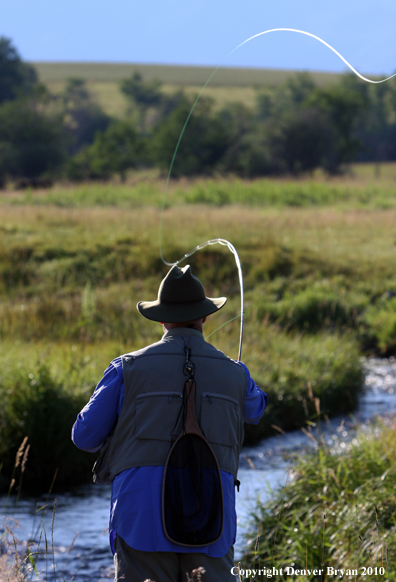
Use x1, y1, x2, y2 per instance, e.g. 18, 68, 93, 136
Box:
137, 296, 227, 323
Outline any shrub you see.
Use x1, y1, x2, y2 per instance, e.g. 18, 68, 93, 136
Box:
0, 364, 94, 494
66, 119, 143, 182
360, 296, 396, 354
256, 286, 368, 332
243, 329, 363, 443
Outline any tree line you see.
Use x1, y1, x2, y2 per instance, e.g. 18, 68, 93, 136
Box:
1, 36, 396, 187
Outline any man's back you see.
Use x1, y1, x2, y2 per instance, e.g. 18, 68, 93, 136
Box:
72, 264, 267, 581
105, 327, 247, 482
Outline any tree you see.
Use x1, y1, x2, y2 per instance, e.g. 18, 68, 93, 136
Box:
120, 72, 163, 129
0, 97, 65, 186
61, 77, 111, 155
67, 119, 143, 182
256, 72, 317, 122
272, 108, 336, 175
151, 97, 230, 176
214, 102, 257, 175
120, 72, 163, 109
228, 129, 279, 177
341, 74, 396, 164
0, 36, 38, 104
308, 83, 369, 171
120, 72, 185, 131
284, 72, 317, 107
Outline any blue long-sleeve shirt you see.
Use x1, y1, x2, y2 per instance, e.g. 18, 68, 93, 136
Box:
72, 349, 267, 556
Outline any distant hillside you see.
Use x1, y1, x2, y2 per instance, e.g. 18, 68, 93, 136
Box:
30, 62, 348, 117
32, 61, 344, 87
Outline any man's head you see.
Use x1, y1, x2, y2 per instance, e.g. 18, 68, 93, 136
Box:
137, 265, 226, 324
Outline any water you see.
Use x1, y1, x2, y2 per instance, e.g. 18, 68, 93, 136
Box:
1, 489, 112, 581
1, 357, 396, 580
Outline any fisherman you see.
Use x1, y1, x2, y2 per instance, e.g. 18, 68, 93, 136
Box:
72, 264, 267, 582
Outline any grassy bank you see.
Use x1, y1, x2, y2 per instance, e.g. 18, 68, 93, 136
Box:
1, 171, 395, 492
0, 326, 362, 493
242, 418, 396, 581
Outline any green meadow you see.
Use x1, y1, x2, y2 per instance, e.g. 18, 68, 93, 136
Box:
32, 61, 344, 116
1, 165, 396, 495
32, 61, 344, 86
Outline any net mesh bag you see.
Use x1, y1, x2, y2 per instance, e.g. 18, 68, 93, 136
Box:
162, 432, 223, 546
162, 369, 224, 547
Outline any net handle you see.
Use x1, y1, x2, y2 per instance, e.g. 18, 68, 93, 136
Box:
182, 380, 203, 436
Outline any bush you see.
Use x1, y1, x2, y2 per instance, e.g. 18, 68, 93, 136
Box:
360, 296, 396, 354
66, 119, 143, 182
256, 286, 368, 332
0, 364, 94, 494
243, 329, 363, 443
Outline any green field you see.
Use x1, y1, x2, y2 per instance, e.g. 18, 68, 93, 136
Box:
31, 61, 345, 116
2, 168, 396, 580
32, 61, 345, 86
1, 167, 396, 494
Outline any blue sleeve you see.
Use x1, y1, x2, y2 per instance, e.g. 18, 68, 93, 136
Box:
72, 358, 124, 452
239, 361, 268, 425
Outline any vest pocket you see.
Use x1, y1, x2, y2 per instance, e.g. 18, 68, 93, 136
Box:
200, 393, 239, 447
135, 392, 183, 441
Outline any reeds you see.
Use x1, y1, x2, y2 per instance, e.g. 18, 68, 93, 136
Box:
2, 439, 64, 581
1, 489, 110, 582
243, 418, 396, 579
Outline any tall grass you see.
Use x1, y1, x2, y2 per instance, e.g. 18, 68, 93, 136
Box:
242, 323, 362, 443
2, 168, 396, 209
0, 363, 95, 494
1, 486, 111, 581
242, 418, 396, 580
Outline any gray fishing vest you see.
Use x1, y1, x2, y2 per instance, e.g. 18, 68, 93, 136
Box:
93, 327, 246, 484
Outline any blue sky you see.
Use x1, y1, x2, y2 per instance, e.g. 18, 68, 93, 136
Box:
2, 0, 395, 75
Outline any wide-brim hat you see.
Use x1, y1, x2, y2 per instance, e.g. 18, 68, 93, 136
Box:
137, 265, 227, 323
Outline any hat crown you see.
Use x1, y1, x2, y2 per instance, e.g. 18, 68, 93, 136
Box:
136, 264, 227, 322
158, 265, 205, 304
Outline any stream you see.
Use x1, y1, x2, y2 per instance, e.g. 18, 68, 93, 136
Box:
1, 357, 396, 581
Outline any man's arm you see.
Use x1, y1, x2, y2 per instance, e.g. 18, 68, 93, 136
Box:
72, 358, 124, 452
238, 361, 268, 425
